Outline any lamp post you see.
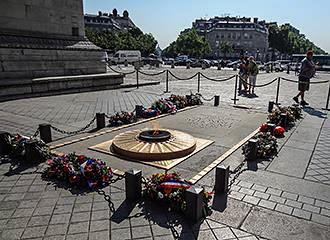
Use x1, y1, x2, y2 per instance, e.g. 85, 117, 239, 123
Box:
256, 49, 260, 61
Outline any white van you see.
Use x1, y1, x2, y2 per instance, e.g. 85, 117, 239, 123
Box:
110, 50, 141, 64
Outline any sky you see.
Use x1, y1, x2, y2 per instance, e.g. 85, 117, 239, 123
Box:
83, 0, 330, 53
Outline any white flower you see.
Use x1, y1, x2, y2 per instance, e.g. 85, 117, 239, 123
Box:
158, 192, 164, 199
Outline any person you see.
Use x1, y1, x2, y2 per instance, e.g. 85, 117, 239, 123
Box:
293, 50, 316, 106
247, 56, 259, 94
238, 56, 248, 94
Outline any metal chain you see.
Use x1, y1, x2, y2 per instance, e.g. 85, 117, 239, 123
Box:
51, 116, 96, 135
200, 94, 215, 102
228, 161, 247, 193
32, 127, 40, 138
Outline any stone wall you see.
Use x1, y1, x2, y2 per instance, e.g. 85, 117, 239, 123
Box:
0, 0, 84, 38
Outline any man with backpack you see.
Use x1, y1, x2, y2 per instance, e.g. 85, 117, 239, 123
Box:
247, 56, 259, 94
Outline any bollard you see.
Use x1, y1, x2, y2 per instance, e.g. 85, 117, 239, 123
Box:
215, 166, 230, 194
136, 70, 139, 89
96, 113, 105, 129
280, 113, 288, 129
275, 77, 281, 105
246, 139, 258, 161
171, 61, 175, 68
184, 187, 204, 222
165, 70, 169, 93
25, 139, 42, 163
202, 62, 206, 70
214, 95, 220, 106
124, 59, 128, 67
217, 63, 221, 70
287, 66, 290, 74
232, 75, 239, 104
197, 72, 200, 93
125, 169, 142, 201
0, 131, 11, 155
186, 61, 190, 69
39, 124, 52, 143
135, 105, 144, 118
267, 123, 276, 135
268, 101, 274, 113
322, 83, 330, 111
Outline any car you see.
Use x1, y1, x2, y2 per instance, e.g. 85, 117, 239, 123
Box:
191, 59, 211, 68
163, 58, 174, 65
227, 60, 240, 68
174, 59, 192, 66
210, 60, 219, 67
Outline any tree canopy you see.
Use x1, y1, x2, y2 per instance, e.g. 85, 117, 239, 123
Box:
85, 28, 158, 57
163, 29, 211, 58
268, 23, 326, 55
219, 41, 233, 59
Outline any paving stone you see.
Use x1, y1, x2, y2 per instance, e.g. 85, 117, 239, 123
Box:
33, 206, 54, 216
4, 193, 25, 201
315, 199, 330, 210
68, 221, 89, 234
292, 208, 312, 220
285, 199, 303, 209
0, 228, 25, 239
237, 181, 253, 189
238, 236, 259, 240
212, 227, 236, 239
110, 219, 130, 229
28, 215, 51, 227
251, 184, 267, 192
21, 226, 47, 239
18, 200, 39, 209
239, 187, 255, 196
10, 186, 29, 193
195, 229, 216, 239
92, 201, 109, 211
38, 198, 58, 207
90, 219, 109, 232
230, 185, 241, 192
50, 213, 71, 225
41, 191, 61, 199
89, 230, 110, 240
269, 195, 286, 204
229, 191, 245, 201
43, 235, 65, 240
131, 225, 152, 239
0, 201, 20, 210
54, 204, 74, 214
231, 228, 252, 238
321, 208, 330, 217
15, 180, 33, 186
73, 203, 92, 213
265, 188, 282, 196
71, 212, 91, 223
91, 209, 109, 221
242, 195, 260, 205
298, 195, 315, 205
281, 191, 298, 201
275, 204, 293, 215
57, 197, 76, 205
5, 217, 29, 229
75, 195, 93, 204
258, 199, 276, 210
151, 224, 172, 236
28, 185, 46, 192
130, 215, 151, 227
12, 208, 34, 218
111, 228, 131, 240
45, 224, 68, 236
302, 204, 320, 214
311, 213, 330, 226
253, 191, 270, 200
66, 233, 88, 240
153, 235, 174, 240
206, 219, 226, 229
23, 192, 42, 200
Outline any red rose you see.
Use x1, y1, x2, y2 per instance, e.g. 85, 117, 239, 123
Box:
69, 175, 80, 184
259, 123, 268, 133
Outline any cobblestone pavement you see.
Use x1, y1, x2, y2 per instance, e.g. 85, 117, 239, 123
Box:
305, 116, 330, 185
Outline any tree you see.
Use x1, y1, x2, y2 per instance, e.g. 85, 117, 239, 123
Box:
163, 29, 211, 58
219, 41, 233, 59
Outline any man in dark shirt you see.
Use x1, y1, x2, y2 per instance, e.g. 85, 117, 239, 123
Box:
293, 50, 316, 106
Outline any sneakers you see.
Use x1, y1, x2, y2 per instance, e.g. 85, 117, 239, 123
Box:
300, 100, 309, 106
293, 96, 299, 104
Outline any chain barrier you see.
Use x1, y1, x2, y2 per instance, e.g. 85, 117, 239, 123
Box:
227, 160, 248, 193
137, 69, 166, 76
168, 71, 199, 81
32, 127, 40, 138
200, 94, 215, 102
238, 75, 279, 88
107, 64, 136, 75
50, 116, 96, 135
280, 77, 329, 84
200, 73, 236, 82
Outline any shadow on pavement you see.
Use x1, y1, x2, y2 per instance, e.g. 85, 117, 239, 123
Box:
303, 106, 327, 119
212, 193, 228, 212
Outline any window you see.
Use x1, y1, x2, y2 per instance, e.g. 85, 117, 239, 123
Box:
72, 27, 79, 36
216, 35, 219, 39
249, 35, 253, 39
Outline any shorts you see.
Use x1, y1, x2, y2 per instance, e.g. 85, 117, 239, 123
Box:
298, 76, 310, 92
249, 75, 257, 87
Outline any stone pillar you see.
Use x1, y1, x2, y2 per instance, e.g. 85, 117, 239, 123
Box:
246, 139, 258, 161
214, 95, 220, 106
184, 187, 204, 222
96, 113, 105, 129
215, 166, 230, 194
125, 169, 142, 201
39, 124, 52, 143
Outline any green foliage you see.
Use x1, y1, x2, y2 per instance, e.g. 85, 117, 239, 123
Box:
219, 41, 233, 59
163, 29, 211, 58
85, 28, 157, 57
268, 23, 326, 54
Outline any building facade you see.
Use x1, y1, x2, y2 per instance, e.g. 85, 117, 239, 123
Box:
185, 16, 269, 60
84, 9, 136, 31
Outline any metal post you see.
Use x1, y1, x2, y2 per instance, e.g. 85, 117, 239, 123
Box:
165, 70, 169, 93
322, 83, 330, 111
232, 75, 238, 104
186, 61, 190, 69
135, 105, 144, 118
214, 95, 220, 106
124, 59, 128, 67
25, 139, 42, 163
246, 139, 258, 161
217, 62, 221, 70
280, 113, 288, 129
96, 113, 105, 129
268, 101, 274, 113
184, 187, 204, 223
171, 61, 175, 68
197, 72, 200, 93
275, 77, 281, 105
125, 169, 142, 201
136, 70, 139, 89
215, 166, 230, 194
39, 124, 52, 143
